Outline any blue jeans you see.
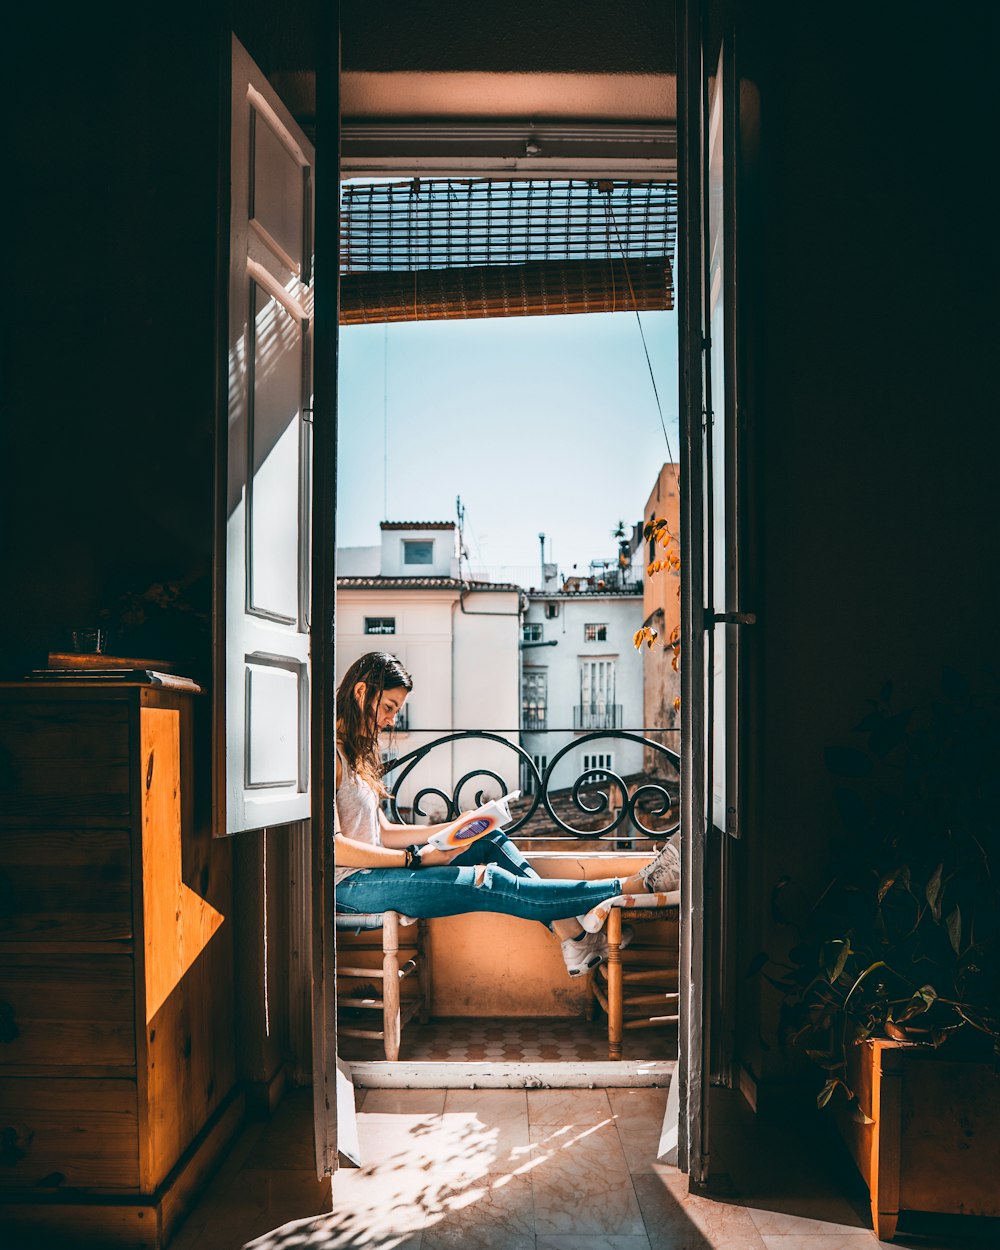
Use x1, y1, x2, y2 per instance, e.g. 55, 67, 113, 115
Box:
335, 830, 622, 924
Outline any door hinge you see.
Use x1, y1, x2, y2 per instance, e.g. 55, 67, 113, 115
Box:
704, 610, 757, 629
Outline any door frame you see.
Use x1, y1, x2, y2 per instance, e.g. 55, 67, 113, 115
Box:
313, 10, 717, 1177
310, 0, 340, 1177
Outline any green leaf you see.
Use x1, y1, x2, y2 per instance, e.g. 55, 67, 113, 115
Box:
823, 939, 851, 984
917, 984, 938, 1008
945, 905, 962, 955
816, 1079, 840, 1109
824, 747, 874, 778
925, 862, 944, 922
850, 1103, 876, 1126
805, 1050, 846, 1071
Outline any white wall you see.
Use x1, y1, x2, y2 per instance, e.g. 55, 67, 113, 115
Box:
379, 525, 459, 578
336, 545, 380, 575
521, 592, 645, 800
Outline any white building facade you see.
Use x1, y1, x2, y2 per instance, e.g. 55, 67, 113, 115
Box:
520, 579, 645, 798
336, 522, 523, 820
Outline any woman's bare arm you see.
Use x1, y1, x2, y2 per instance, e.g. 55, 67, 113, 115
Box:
334, 831, 459, 869
377, 810, 457, 848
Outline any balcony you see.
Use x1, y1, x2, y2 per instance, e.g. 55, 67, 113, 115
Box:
340, 725, 681, 1072
574, 703, 623, 730
521, 708, 547, 731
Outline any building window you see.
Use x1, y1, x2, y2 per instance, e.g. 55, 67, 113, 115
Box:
522, 669, 547, 731
544, 602, 559, 619
576, 659, 619, 729
403, 540, 433, 565
522, 753, 548, 796
584, 622, 608, 642
523, 622, 543, 642
364, 616, 396, 635
583, 752, 615, 781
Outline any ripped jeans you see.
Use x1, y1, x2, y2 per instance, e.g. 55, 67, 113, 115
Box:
334, 829, 622, 925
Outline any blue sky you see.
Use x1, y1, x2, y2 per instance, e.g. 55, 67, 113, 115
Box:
337, 309, 678, 580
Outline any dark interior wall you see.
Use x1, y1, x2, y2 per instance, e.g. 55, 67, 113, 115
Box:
1, 3, 315, 678
2, 10, 228, 675
735, 0, 999, 1088
3, 1, 318, 1091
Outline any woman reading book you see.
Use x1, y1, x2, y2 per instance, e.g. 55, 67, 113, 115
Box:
335, 651, 679, 977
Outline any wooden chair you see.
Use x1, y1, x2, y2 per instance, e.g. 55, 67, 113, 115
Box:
591, 901, 680, 1060
335, 911, 430, 1061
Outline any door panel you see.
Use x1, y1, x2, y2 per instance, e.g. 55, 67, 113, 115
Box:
679, 0, 747, 1182
219, 37, 315, 836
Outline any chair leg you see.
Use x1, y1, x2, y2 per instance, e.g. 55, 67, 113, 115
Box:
607, 908, 623, 1060
382, 910, 401, 1061
417, 918, 431, 1024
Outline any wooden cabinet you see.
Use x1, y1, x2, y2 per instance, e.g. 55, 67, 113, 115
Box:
0, 684, 242, 1247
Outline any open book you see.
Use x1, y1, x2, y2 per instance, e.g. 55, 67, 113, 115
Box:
417, 791, 521, 858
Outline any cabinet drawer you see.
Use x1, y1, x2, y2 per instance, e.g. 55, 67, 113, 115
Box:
0, 700, 130, 822
0, 954, 135, 1070
0, 1077, 139, 1190
0, 829, 132, 942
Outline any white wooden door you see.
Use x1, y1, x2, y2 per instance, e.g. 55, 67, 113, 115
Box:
219, 36, 315, 835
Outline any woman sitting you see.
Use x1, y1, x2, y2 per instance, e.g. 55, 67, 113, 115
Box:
334, 651, 679, 977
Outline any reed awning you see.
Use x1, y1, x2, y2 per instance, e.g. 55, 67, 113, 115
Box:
339, 178, 677, 324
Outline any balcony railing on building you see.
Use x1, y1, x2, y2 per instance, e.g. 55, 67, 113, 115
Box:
573, 703, 622, 731
522, 708, 547, 731
382, 724, 679, 849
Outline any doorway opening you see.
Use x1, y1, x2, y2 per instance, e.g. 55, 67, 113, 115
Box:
334, 173, 683, 1083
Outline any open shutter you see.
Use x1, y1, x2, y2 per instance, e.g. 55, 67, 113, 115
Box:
677, 0, 749, 1184
218, 36, 315, 835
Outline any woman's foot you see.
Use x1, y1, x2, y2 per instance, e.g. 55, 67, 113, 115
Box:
638, 834, 681, 893
560, 925, 635, 977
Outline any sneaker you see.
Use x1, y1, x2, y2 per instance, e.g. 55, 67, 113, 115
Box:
640, 834, 681, 893
560, 925, 635, 977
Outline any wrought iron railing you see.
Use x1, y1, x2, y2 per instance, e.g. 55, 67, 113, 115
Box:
382, 728, 679, 845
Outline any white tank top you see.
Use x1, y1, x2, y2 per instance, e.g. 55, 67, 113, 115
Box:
334, 744, 383, 885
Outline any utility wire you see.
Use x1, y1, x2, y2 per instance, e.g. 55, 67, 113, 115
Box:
604, 198, 679, 476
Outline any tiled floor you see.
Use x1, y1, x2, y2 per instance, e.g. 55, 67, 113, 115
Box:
339, 1016, 678, 1064
167, 1082, 989, 1250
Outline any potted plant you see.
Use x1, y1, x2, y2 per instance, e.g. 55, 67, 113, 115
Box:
755, 669, 1000, 1240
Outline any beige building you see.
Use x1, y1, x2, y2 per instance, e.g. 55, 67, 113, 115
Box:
337, 522, 523, 819
641, 464, 682, 760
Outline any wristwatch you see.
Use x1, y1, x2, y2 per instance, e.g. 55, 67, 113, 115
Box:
403, 844, 423, 869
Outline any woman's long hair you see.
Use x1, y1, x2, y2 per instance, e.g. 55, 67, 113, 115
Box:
335, 651, 413, 794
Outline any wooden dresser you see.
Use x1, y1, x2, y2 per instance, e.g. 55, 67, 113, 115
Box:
0, 682, 242, 1247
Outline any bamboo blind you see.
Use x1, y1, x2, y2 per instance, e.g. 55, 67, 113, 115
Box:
340, 178, 677, 324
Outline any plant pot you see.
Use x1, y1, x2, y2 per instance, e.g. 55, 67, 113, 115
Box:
835, 1038, 1000, 1241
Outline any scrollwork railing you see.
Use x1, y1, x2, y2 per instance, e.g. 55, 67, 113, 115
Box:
383, 729, 679, 844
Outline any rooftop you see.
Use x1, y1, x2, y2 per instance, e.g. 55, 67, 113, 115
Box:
338, 575, 520, 591
379, 521, 455, 530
